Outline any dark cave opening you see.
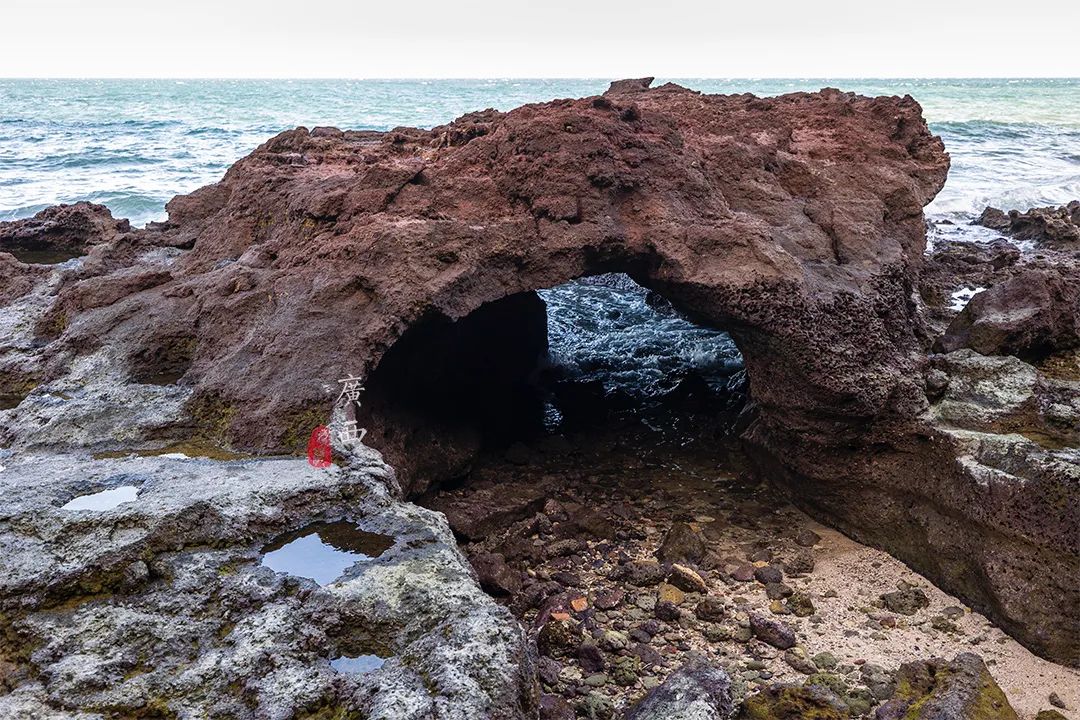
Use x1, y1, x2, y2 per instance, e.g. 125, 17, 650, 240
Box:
360, 273, 750, 498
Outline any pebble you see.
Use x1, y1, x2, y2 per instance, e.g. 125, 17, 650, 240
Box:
583, 673, 608, 687
754, 565, 784, 585
749, 613, 796, 649
730, 563, 756, 582
812, 651, 838, 670
668, 563, 708, 593
657, 582, 686, 606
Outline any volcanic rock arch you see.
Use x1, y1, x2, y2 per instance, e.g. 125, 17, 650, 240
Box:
2, 79, 1075, 665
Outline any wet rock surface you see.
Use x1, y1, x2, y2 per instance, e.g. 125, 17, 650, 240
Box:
0, 447, 535, 719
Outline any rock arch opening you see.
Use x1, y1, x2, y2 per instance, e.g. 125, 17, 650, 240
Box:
359, 272, 751, 499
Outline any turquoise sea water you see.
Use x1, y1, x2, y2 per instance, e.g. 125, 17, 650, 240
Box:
1, 78, 1078, 230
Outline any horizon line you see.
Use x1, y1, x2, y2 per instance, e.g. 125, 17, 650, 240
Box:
3, 76, 1079, 82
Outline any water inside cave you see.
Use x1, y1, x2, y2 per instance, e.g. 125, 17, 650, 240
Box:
536, 273, 747, 437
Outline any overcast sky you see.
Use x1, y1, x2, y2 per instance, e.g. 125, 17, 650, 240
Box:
3, 0, 1078, 78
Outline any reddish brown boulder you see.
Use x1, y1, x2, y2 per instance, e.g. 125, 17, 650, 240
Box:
0, 202, 129, 256
935, 266, 1080, 359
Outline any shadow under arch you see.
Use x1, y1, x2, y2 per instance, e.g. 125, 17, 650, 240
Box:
357, 258, 755, 499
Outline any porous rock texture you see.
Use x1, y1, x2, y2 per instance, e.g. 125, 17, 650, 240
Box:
0, 446, 535, 719
0, 79, 1077, 672
874, 653, 1018, 720
624, 654, 734, 720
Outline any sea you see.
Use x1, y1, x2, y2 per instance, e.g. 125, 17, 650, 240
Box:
1, 78, 1077, 398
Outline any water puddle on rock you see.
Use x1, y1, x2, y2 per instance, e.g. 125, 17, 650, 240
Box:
330, 654, 386, 674
61, 485, 139, 511
261, 521, 394, 585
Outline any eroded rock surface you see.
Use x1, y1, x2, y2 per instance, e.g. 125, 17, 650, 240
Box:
0, 447, 535, 719
975, 202, 1080, 249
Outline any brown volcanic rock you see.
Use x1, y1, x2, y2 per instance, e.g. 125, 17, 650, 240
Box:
0, 201, 129, 254
4, 82, 1079, 664
0, 253, 47, 305
935, 265, 1080, 359
976, 201, 1080, 249
15, 82, 948, 464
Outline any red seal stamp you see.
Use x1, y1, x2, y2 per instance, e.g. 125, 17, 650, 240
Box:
306, 425, 332, 468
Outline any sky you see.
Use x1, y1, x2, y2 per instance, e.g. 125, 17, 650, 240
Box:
2, 0, 1078, 78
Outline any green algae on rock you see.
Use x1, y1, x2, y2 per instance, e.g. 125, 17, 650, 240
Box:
874, 653, 1018, 720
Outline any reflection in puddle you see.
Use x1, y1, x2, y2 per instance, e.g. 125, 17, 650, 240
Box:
261, 521, 394, 585
61, 485, 139, 511
331, 654, 385, 674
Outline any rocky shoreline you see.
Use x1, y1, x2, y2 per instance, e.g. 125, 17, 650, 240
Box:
1, 79, 1077, 718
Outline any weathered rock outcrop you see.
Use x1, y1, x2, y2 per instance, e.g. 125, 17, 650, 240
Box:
0, 446, 535, 719
976, 202, 1080, 249
1, 80, 1077, 667
0, 202, 130, 255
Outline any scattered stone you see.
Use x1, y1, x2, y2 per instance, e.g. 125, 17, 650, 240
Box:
741, 683, 849, 719
786, 593, 815, 617
600, 630, 629, 652
931, 614, 960, 634
593, 588, 624, 610
538, 657, 562, 687
941, 606, 965, 620
625, 560, 669, 587
658, 582, 686, 606
584, 673, 609, 687
1049, 693, 1067, 710
880, 587, 929, 616
540, 693, 575, 720
783, 647, 817, 675
731, 563, 756, 582
624, 653, 734, 720
655, 601, 681, 621
695, 596, 727, 622
860, 663, 895, 701
657, 522, 706, 565
812, 652, 839, 670
875, 653, 1017, 719
765, 582, 794, 600
794, 528, 822, 547
669, 563, 709, 593
636, 594, 658, 612
750, 613, 797, 649
576, 692, 615, 720
769, 600, 791, 615
471, 552, 522, 596
577, 643, 605, 673
783, 550, 815, 576
538, 619, 582, 658
611, 655, 640, 686
754, 565, 784, 585
1036, 712, 1069, 720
